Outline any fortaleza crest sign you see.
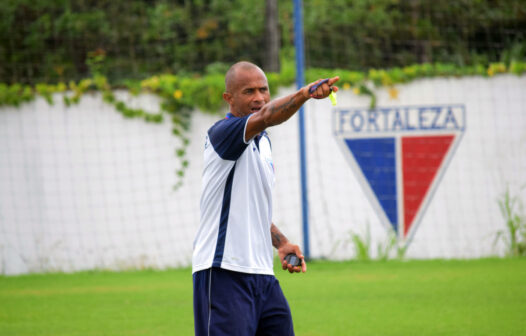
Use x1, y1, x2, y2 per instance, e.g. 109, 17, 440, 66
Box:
333, 105, 466, 245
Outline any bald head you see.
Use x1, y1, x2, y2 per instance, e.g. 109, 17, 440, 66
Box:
225, 61, 265, 93
222, 61, 270, 117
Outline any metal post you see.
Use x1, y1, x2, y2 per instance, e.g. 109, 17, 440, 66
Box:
293, 0, 310, 259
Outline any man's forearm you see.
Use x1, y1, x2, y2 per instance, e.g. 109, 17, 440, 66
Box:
260, 90, 309, 128
271, 223, 289, 249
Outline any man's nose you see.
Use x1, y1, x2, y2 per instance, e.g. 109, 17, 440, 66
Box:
253, 90, 264, 102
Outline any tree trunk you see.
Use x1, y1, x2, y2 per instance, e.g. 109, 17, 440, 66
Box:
264, 0, 280, 72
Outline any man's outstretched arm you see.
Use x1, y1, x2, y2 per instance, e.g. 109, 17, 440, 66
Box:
245, 76, 339, 140
271, 223, 307, 273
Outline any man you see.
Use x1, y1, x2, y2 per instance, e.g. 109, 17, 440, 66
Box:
192, 61, 339, 335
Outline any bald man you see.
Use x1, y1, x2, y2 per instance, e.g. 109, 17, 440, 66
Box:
192, 61, 339, 336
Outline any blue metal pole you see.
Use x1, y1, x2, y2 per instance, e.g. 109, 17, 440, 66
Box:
293, 0, 310, 260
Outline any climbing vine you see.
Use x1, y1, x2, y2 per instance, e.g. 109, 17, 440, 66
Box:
1, 59, 525, 188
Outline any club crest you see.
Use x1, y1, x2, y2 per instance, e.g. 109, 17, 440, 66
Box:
333, 105, 466, 245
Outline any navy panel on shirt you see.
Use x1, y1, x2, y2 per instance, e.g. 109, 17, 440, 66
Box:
208, 114, 250, 161
212, 163, 236, 267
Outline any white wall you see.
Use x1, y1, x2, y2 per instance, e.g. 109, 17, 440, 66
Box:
1, 75, 525, 274
297, 75, 526, 260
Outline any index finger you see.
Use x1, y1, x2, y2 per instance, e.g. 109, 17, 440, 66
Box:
328, 76, 340, 86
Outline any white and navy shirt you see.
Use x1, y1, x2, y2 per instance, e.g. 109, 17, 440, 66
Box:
192, 113, 276, 275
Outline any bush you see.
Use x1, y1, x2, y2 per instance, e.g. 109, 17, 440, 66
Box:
1, 0, 525, 84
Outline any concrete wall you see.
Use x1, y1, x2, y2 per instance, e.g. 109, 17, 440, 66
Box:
1, 75, 525, 274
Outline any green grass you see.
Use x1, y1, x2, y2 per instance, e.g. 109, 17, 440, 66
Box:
1, 258, 525, 335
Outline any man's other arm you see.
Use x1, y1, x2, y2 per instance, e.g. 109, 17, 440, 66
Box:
271, 223, 307, 273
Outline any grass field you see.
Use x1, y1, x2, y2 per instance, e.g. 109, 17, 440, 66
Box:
1, 258, 525, 335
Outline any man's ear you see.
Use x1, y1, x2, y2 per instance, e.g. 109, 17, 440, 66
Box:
223, 92, 232, 105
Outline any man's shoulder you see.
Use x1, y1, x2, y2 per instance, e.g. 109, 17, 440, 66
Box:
208, 114, 250, 138
206, 114, 251, 160
208, 116, 231, 132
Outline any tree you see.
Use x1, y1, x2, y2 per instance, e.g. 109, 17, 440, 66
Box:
264, 0, 280, 73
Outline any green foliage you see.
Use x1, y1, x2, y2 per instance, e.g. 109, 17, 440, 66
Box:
0, 0, 270, 84
376, 230, 408, 261
0, 83, 34, 107
303, 0, 526, 70
350, 224, 408, 262
350, 226, 372, 261
1, 0, 525, 84
494, 186, 526, 256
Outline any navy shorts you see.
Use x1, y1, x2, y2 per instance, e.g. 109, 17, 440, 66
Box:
193, 267, 294, 336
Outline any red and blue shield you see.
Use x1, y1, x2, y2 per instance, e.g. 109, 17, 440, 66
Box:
333, 105, 466, 245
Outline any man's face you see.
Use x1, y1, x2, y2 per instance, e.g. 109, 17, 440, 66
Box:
224, 68, 270, 117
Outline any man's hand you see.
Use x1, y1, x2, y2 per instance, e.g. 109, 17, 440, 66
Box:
303, 76, 340, 99
271, 223, 307, 274
278, 243, 307, 274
